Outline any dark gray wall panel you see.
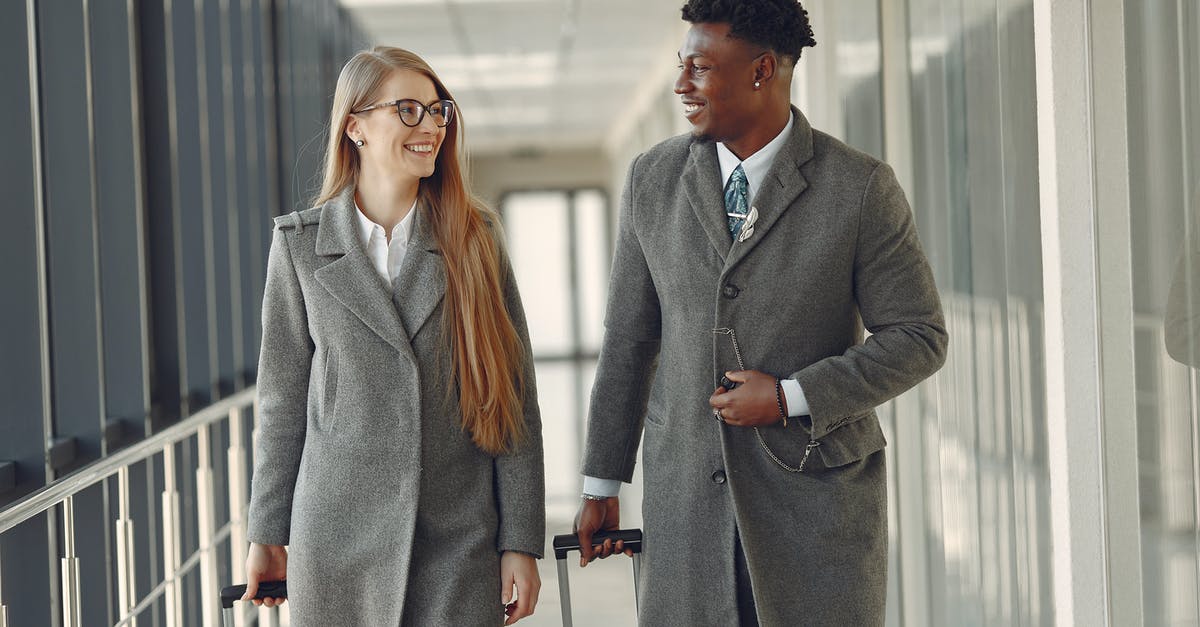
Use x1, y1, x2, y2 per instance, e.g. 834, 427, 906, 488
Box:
37, 0, 104, 468
0, 0, 49, 504
141, 0, 184, 425
170, 0, 214, 413
91, 0, 151, 442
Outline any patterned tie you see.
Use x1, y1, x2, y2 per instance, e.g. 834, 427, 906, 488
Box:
724, 164, 749, 238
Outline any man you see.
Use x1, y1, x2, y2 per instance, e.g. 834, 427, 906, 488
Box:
574, 1, 948, 625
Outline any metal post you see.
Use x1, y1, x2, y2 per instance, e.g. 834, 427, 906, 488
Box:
556, 559, 572, 627
196, 426, 218, 627
1, 541, 8, 627
115, 466, 137, 627
162, 445, 182, 627
227, 407, 247, 627
59, 497, 81, 627
631, 553, 641, 612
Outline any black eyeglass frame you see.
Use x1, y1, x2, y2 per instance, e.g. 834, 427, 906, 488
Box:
351, 98, 456, 128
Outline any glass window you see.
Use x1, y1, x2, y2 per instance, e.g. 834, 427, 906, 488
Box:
1124, 2, 1200, 624
501, 189, 611, 515
902, 1, 1051, 624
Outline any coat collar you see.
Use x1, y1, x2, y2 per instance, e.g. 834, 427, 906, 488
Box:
311, 186, 445, 359
682, 106, 815, 271
390, 204, 445, 341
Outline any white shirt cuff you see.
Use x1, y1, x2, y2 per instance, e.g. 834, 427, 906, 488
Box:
780, 378, 809, 417
582, 476, 621, 498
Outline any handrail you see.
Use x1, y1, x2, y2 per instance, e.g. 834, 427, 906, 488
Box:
0, 387, 256, 535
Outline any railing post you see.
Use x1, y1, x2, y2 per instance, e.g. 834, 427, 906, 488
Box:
115, 466, 137, 627
227, 407, 247, 627
162, 444, 182, 627
196, 425, 218, 627
250, 398, 277, 627
59, 496, 81, 627
1, 542, 8, 627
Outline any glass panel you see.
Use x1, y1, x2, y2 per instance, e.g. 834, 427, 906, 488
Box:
504, 191, 573, 356
901, 0, 1050, 625
1124, 2, 1200, 624
534, 362, 577, 512
574, 189, 610, 352
835, 0, 884, 158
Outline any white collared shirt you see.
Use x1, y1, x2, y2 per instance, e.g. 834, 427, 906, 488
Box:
716, 111, 795, 202
354, 198, 417, 290
582, 112, 813, 499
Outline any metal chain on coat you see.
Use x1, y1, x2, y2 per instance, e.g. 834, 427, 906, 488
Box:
712, 328, 820, 473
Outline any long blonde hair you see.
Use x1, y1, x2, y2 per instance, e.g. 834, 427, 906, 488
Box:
315, 47, 526, 455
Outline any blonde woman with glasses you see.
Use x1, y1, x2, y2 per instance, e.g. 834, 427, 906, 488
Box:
241, 47, 544, 626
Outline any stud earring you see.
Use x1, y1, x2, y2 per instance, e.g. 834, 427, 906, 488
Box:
754, 81, 761, 89
355, 139, 365, 147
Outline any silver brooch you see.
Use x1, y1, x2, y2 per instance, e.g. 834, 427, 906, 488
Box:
737, 206, 759, 242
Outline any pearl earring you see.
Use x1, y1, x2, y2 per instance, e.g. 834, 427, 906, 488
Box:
754, 81, 761, 89
355, 139, 365, 147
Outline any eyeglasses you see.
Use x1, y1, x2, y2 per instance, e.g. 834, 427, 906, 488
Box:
352, 98, 456, 128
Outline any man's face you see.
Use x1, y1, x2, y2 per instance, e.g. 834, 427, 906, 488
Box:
674, 22, 764, 145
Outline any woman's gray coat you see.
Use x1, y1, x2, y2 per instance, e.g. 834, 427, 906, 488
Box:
246, 187, 544, 626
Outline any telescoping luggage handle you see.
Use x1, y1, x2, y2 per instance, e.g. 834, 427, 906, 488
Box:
552, 529, 643, 627
219, 580, 287, 627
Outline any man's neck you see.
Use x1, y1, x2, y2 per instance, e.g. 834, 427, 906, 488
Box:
723, 104, 792, 161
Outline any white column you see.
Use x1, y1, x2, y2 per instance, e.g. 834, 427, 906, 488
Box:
228, 407, 248, 627
197, 426, 219, 627
59, 497, 81, 627
1034, 0, 1142, 625
115, 466, 138, 627
162, 445, 183, 627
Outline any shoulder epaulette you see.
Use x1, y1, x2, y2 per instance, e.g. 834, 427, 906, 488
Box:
272, 207, 322, 233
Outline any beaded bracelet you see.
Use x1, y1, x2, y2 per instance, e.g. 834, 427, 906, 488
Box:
774, 378, 788, 428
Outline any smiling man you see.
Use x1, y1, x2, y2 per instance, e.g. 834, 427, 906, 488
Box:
573, 1, 948, 625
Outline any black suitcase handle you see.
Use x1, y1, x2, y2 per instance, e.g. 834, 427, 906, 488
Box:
552, 529, 643, 560
220, 580, 287, 608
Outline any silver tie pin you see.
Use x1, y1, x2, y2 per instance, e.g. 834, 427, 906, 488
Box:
737, 206, 759, 242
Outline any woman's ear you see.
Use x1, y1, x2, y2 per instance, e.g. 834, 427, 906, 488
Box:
345, 115, 362, 144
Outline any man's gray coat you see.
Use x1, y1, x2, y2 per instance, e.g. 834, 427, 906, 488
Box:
247, 187, 545, 626
583, 108, 947, 626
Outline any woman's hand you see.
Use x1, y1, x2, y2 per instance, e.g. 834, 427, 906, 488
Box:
243, 543, 288, 607
500, 551, 540, 625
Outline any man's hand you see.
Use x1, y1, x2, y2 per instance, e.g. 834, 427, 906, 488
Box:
500, 551, 540, 625
573, 496, 631, 567
709, 370, 787, 427
242, 543, 288, 607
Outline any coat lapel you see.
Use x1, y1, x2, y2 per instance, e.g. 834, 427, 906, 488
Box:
723, 107, 815, 274
312, 187, 411, 355
682, 140, 733, 261
390, 205, 446, 340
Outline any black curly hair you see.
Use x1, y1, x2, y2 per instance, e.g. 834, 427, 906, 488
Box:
680, 0, 817, 63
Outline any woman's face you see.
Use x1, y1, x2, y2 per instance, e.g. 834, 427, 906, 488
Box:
347, 69, 447, 182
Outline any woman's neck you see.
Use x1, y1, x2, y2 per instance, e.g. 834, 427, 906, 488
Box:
355, 170, 419, 239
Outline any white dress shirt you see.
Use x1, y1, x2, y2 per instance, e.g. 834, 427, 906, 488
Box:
355, 198, 417, 289
582, 113, 811, 499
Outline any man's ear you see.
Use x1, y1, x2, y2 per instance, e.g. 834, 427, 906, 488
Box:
754, 52, 779, 84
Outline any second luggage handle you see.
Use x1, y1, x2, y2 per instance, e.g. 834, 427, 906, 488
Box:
552, 529, 643, 627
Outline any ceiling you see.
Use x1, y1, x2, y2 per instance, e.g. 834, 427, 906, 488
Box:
340, 0, 687, 155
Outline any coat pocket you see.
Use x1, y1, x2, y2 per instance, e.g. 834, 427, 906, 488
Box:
317, 350, 340, 431
754, 412, 886, 471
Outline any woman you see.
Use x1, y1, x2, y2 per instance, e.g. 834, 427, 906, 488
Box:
241, 47, 544, 626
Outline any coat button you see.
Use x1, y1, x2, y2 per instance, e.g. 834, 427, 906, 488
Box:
722, 284, 740, 299
711, 470, 727, 484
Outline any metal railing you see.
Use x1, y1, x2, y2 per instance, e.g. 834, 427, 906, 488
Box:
0, 387, 279, 627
